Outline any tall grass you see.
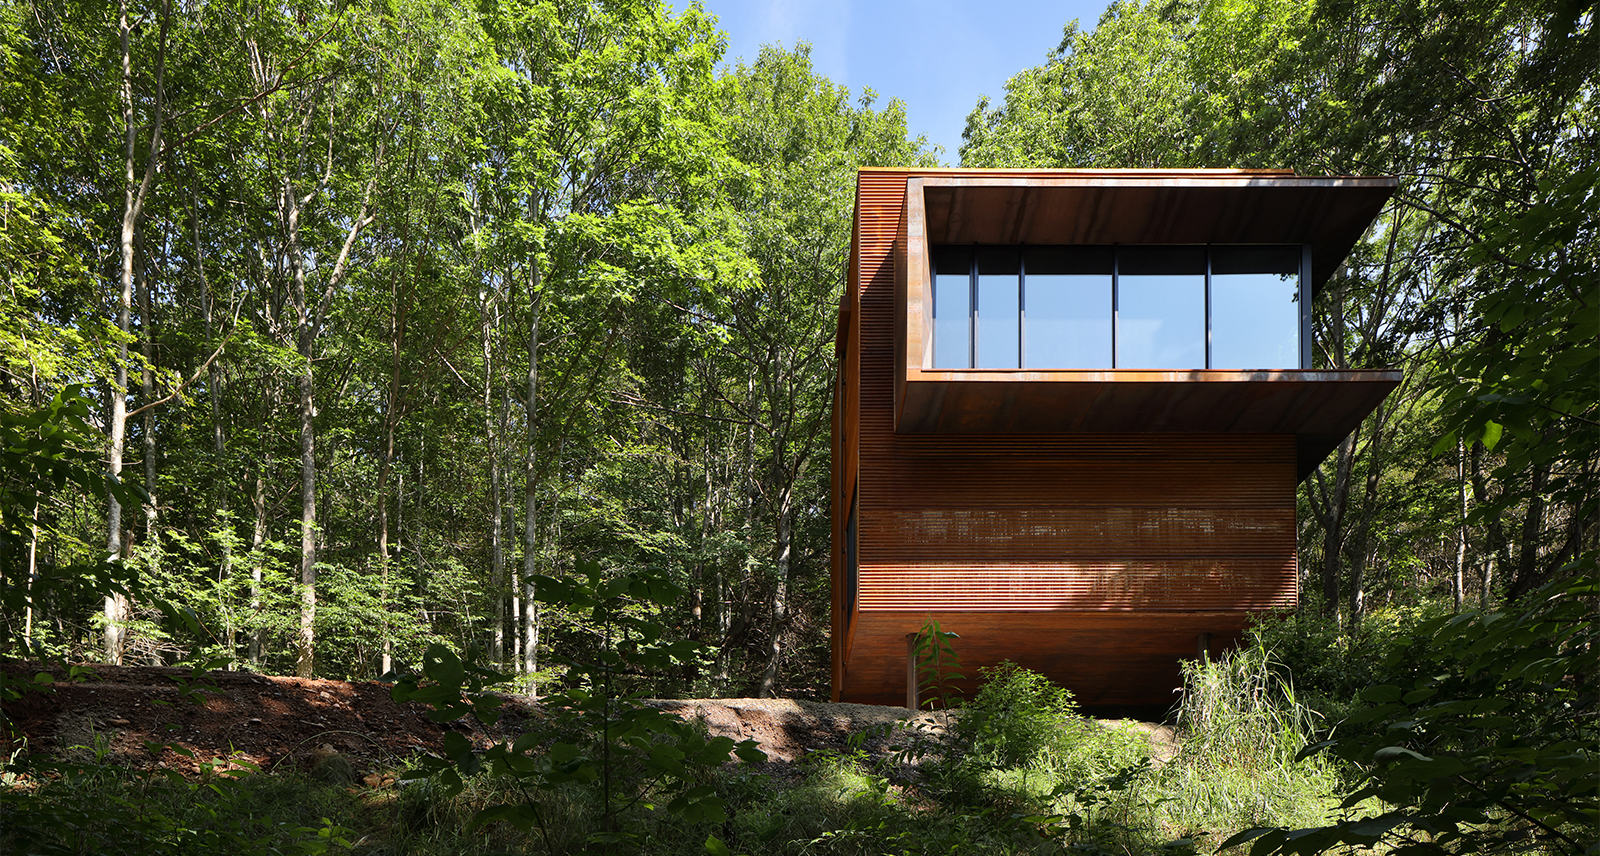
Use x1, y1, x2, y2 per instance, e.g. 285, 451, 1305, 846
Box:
1140, 645, 1343, 842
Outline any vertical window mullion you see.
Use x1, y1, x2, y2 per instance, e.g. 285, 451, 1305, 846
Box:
1018, 246, 1026, 369
1205, 245, 1213, 369
1111, 245, 1120, 369
969, 246, 978, 368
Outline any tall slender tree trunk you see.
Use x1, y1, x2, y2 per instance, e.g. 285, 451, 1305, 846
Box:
248, 382, 274, 667
106, 0, 167, 663
196, 192, 234, 658
1469, 441, 1512, 595
1346, 401, 1389, 634
484, 291, 505, 666
139, 246, 160, 654
105, 0, 137, 665
1317, 428, 1358, 622
286, 179, 318, 677
376, 273, 407, 675
521, 258, 542, 691
24, 495, 40, 647
758, 484, 793, 697
1455, 436, 1468, 611
1508, 465, 1549, 600
506, 391, 521, 672
295, 350, 317, 677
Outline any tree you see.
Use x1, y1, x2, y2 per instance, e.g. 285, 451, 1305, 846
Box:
715, 44, 935, 695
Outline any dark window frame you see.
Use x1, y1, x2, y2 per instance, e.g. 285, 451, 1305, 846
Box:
930, 244, 1308, 370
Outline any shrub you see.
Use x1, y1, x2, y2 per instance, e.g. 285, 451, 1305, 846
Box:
955, 660, 1079, 770
1225, 570, 1600, 856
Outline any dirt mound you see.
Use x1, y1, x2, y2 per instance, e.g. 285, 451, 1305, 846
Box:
1, 662, 529, 780
649, 698, 947, 762
2, 663, 1171, 778
0, 663, 922, 777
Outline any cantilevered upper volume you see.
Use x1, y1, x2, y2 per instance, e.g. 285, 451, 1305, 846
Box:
832, 168, 1401, 707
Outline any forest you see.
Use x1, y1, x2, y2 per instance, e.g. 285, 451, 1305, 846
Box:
1, 0, 1595, 852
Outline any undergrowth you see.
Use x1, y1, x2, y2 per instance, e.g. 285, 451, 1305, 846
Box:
3, 643, 1347, 855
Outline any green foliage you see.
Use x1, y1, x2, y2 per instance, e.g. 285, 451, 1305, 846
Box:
1226, 570, 1599, 856
1432, 164, 1599, 570
955, 660, 1079, 771
1175, 646, 1319, 776
1150, 647, 1342, 841
391, 558, 767, 851
909, 616, 963, 712
0, 387, 146, 686
0, 759, 355, 856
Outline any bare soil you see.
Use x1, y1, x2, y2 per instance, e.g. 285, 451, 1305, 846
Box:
0, 663, 944, 780
1, 662, 1176, 780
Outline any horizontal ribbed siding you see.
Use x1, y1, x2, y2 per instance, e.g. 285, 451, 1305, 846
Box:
858, 560, 1296, 611
837, 170, 1301, 704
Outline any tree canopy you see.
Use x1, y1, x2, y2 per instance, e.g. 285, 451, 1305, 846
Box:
0, 0, 1592, 702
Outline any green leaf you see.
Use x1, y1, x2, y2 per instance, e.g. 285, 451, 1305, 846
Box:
1359, 685, 1402, 704
1480, 420, 1503, 451
1373, 746, 1432, 763
549, 742, 580, 764
734, 740, 768, 763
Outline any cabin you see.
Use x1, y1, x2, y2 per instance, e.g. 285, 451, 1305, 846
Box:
830, 168, 1401, 707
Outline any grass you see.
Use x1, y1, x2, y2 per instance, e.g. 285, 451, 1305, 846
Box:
1142, 646, 1343, 842
3, 646, 1350, 855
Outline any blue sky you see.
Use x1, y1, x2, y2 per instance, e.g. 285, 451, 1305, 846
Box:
700, 0, 1115, 163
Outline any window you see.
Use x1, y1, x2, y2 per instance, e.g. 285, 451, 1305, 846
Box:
1024, 247, 1112, 368
929, 245, 1304, 370
932, 247, 972, 369
1210, 247, 1301, 370
1117, 247, 1206, 369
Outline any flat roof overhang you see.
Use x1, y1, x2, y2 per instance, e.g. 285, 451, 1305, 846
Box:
906, 169, 1398, 290
895, 369, 1402, 481
889, 169, 1402, 479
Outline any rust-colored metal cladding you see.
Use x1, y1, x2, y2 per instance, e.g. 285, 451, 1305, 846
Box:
830, 168, 1400, 706
893, 371, 1400, 481
913, 172, 1394, 289
845, 611, 1250, 707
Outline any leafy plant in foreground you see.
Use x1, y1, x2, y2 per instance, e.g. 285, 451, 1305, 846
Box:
1225, 568, 1599, 856
391, 558, 766, 853
910, 616, 964, 714
0, 756, 353, 855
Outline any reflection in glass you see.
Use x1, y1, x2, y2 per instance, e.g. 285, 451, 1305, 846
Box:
1117, 247, 1205, 369
977, 273, 1020, 368
1024, 246, 1112, 368
1211, 247, 1300, 369
932, 248, 971, 369
1025, 275, 1112, 367
976, 248, 1020, 368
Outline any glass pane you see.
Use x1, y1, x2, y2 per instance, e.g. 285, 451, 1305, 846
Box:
1211, 273, 1298, 369
1025, 247, 1112, 368
1210, 247, 1300, 370
1117, 247, 1205, 369
977, 273, 1020, 368
1024, 275, 1112, 367
933, 272, 970, 368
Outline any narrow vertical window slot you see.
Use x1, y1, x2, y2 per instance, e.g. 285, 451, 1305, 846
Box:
975, 247, 1020, 369
1205, 246, 1214, 369
931, 246, 973, 369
